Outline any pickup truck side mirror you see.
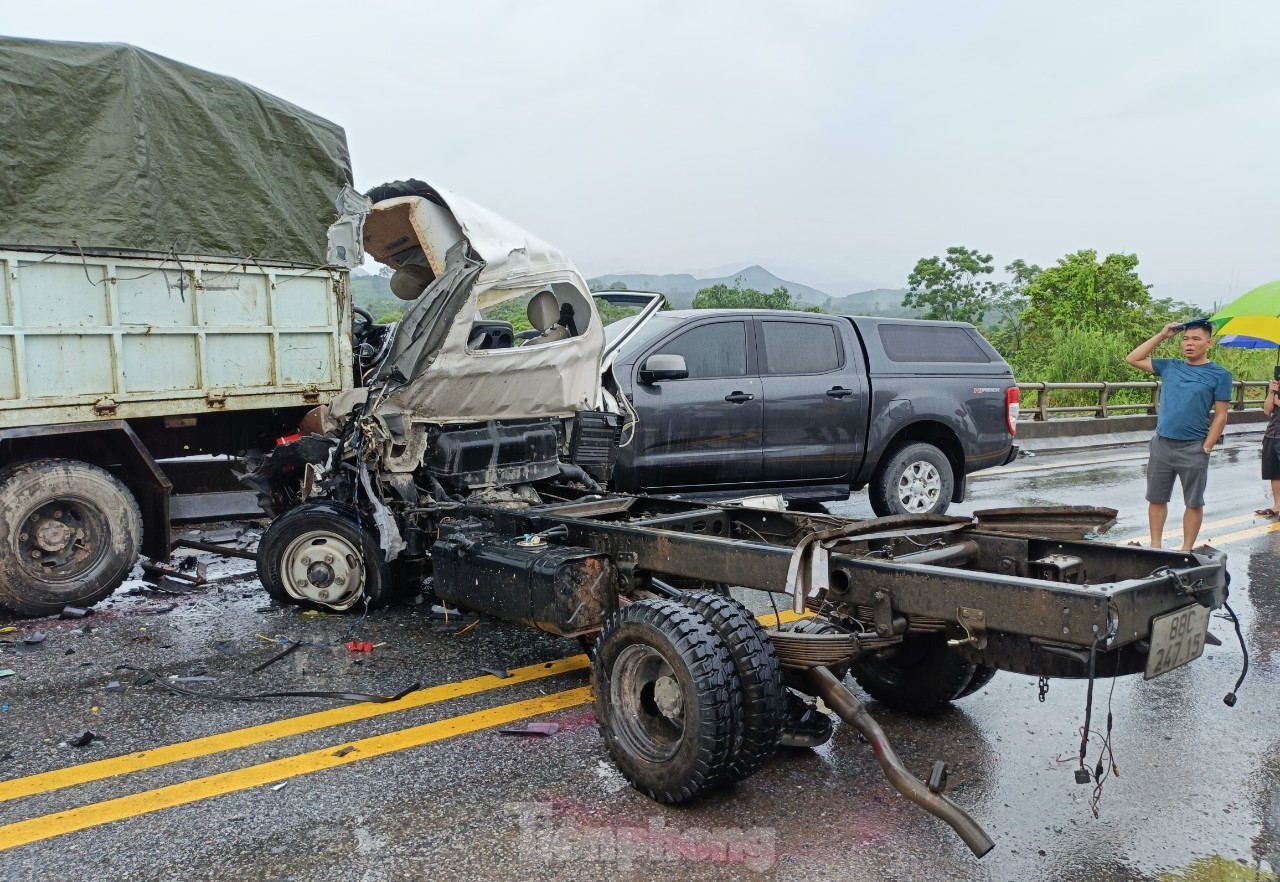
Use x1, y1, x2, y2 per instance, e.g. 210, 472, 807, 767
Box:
638, 354, 689, 384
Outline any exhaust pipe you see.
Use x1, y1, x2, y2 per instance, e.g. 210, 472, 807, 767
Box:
801, 666, 996, 858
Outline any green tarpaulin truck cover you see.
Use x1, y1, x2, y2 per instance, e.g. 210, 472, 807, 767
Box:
0, 37, 352, 266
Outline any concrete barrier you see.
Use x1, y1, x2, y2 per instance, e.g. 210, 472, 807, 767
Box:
1016, 411, 1268, 453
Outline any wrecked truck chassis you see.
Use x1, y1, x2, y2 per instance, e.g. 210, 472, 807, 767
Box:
400, 493, 1228, 857
462, 497, 1225, 678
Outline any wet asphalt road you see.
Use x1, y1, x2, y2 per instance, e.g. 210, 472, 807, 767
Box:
1, 439, 1278, 882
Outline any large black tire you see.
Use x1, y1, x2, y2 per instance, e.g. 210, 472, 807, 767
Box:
869, 442, 954, 517
593, 598, 741, 803
957, 664, 998, 699
851, 634, 976, 715
257, 503, 391, 612
677, 592, 784, 784
0, 459, 142, 616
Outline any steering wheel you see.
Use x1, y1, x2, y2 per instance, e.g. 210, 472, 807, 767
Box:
352, 306, 375, 344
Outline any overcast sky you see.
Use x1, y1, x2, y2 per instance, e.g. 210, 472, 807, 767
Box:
4, 1, 1277, 306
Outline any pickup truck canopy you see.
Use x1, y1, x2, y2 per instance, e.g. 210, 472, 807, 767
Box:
0, 37, 352, 266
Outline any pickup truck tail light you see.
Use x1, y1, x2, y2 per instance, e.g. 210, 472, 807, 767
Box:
1006, 387, 1020, 436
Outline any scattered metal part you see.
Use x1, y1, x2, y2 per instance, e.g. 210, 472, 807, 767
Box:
116, 665, 420, 704
105, 680, 123, 692
251, 641, 301, 673
59, 606, 90, 619
803, 665, 995, 858
481, 667, 512, 679
0, 670, 15, 678
141, 562, 206, 585
499, 722, 559, 736
972, 505, 1118, 539
22, 632, 46, 645
332, 746, 357, 757
170, 538, 259, 561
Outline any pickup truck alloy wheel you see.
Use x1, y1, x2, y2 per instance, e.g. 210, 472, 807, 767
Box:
851, 633, 977, 715
0, 459, 142, 616
677, 592, 784, 783
257, 503, 390, 612
870, 442, 955, 516
593, 598, 741, 803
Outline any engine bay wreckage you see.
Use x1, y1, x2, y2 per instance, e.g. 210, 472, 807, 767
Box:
246, 180, 1238, 857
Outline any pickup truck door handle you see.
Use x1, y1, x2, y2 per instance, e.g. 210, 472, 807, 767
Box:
826, 386, 854, 399
724, 392, 755, 404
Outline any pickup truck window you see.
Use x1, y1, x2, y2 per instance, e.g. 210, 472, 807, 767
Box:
761, 321, 841, 374
655, 321, 748, 378
878, 324, 991, 363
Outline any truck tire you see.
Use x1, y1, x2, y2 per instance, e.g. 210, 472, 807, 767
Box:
869, 442, 954, 516
257, 503, 391, 612
0, 458, 142, 616
851, 634, 976, 715
677, 592, 784, 784
957, 664, 998, 699
593, 598, 741, 803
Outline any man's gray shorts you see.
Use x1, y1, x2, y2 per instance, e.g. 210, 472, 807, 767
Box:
1146, 434, 1209, 508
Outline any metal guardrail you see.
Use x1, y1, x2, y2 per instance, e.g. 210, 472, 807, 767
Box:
1016, 379, 1272, 422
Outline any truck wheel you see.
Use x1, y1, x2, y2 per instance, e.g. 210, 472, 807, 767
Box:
851, 634, 976, 715
869, 442, 954, 516
593, 598, 741, 803
677, 592, 784, 784
957, 664, 998, 699
0, 459, 142, 616
257, 503, 390, 612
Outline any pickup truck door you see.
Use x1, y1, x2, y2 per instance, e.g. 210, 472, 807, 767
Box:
756, 316, 867, 482
622, 317, 763, 490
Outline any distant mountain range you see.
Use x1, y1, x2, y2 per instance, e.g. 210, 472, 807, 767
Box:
588, 265, 915, 316
354, 263, 916, 319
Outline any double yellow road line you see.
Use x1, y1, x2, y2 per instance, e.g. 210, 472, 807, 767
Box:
0, 610, 803, 852
1113, 510, 1280, 547
0, 657, 592, 851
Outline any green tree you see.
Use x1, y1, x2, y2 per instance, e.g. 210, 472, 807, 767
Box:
1022, 250, 1151, 337
983, 258, 1041, 356
902, 247, 997, 325
691, 281, 823, 312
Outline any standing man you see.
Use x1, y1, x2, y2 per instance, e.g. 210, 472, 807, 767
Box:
1259, 377, 1280, 518
1125, 319, 1233, 550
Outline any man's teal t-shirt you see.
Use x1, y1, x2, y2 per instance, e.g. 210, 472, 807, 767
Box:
1153, 358, 1234, 441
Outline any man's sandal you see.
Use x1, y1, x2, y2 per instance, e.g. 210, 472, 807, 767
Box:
1256, 508, 1278, 517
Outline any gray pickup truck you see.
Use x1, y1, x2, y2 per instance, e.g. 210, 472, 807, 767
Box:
602, 307, 1020, 515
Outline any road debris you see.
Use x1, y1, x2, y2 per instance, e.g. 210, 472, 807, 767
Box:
68, 731, 99, 748
332, 746, 357, 757
481, 667, 512, 679
59, 606, 90, 619
499, 723, 560, 737
117, 665, 421, 704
